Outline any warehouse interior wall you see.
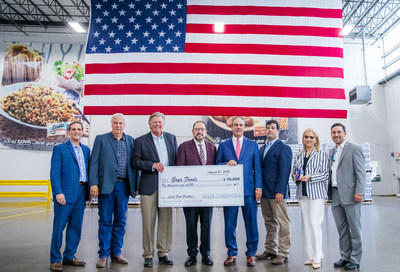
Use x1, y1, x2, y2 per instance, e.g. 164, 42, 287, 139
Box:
0, 32, 398, 195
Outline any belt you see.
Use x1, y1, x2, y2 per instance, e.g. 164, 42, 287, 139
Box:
79, 182, 87, 186
116, 179, 127, 182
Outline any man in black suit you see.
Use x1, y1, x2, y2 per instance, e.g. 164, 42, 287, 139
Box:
132, 112, 178, 268
176, 121, 217, 267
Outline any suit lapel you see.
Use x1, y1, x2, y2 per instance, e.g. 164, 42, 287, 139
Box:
263, 139, 280, 163
190, 140, 202, 165
205, 142, 214, 165
226, 138, 237, 160
338, 142, 350, 167
146, 132, 160, 161
126, 136, 131, 163
107, 132, 118, 159
308, 149, 317, 162
67, 142, 79, 164
164, 133, 174, 162
239, 137, 248, 161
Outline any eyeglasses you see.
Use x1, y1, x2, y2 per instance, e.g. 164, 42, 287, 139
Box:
193, 128, 205, 132
331, 150, 337, 162
304, 135, 315, 140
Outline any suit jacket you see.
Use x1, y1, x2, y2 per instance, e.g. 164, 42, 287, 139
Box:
88, 132, 138, 197
260, 139, 292, 199
292, 149, 328, 200
216, 137, 262, 197
177, 139, 217, 166
328, 142, 366, 205
132, 132, 178, 195
50, 141, 90, 203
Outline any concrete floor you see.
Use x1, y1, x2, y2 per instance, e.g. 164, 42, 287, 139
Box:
0, 196, 399, 272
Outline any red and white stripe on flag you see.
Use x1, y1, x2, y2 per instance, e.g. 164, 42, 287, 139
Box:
84, 0, 346, 118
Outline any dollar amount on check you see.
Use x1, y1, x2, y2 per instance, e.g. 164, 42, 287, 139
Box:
158, 165, 244, 207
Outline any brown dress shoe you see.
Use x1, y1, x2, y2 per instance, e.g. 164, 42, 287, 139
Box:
50, 262, 63, 271
255, 251, 277, 260
111, 255, 128, 264
62, 258, 86, 266
96, 257, 108, 268
247, 256, 256, 266
271, 255, 288, 265
224, 256, 237, 266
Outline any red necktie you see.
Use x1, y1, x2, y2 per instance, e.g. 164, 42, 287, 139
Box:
236, 138, 241, 159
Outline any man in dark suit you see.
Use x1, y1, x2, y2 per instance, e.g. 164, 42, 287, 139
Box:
216, 116, 262, 267
328, 123, 365, 271
132, 112, 178, 268
176, 121, 217, 267
50, 121, 90, 272
89, 113, 138, 268
256, 119, 292, 265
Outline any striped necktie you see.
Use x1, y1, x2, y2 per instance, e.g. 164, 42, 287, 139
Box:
199, 144, 206, 165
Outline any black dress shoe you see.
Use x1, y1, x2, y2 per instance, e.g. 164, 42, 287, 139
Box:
159, 255, 173, 265
334, 259, 349, 267
344, 262, 360, 270
184, 256, 197, 267
202, 255, 213, 266
144, 258, 153, 268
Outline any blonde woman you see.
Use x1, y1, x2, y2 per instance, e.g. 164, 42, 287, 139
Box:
292, 128, 328, 269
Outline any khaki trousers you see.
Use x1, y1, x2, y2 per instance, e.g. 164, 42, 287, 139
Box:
141, 191, 172, 259
260, 198, 291, 257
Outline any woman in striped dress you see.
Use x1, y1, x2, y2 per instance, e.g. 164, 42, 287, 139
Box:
292, 128, 329, 269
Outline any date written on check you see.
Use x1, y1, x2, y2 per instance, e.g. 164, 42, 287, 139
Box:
158, 165, 244, 207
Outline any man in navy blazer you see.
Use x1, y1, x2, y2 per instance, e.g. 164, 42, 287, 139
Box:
89, 113, 138, 268
216, 116, 262, 267
132, 112, 178, 268
256, 120, 292, 265
50, 121, 90, 271
176, 121, 217, 267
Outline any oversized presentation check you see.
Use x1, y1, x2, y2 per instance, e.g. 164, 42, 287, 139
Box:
158, 165, 244, 207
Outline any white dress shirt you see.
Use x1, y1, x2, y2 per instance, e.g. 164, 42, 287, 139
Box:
331, 140, 347, 187
232, 136, 243, 153
194, 139, 207, 162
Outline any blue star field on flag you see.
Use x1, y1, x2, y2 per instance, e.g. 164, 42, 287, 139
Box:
86, 0, 186, 54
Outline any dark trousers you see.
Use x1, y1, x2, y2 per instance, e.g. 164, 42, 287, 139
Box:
98, 181, 130, 258
183, 207, 213, 257
50, 185, 86, 263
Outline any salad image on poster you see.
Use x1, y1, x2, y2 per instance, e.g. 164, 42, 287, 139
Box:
0, 42, 89, 151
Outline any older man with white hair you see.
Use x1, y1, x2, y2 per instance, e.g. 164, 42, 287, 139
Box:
89, 113, 138, 268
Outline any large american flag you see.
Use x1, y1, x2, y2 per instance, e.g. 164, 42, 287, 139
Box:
84, 0, 346, 118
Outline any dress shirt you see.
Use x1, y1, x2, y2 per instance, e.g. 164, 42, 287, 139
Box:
194, 139, 207, 162
152, 132, 170, 167
263, 137, 279, 159
232, 136, 243, 154
115, 134, 128, 179
331, 140, 347, 187
70, 140, 87, 182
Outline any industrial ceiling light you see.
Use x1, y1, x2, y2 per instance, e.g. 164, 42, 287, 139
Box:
69, 22, 86, 33
341, 24, 354, 36
214, 22, 225, 33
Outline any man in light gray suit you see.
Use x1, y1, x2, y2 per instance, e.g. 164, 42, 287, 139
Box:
328, 123, 365, 271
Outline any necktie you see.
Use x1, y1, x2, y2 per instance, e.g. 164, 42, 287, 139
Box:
199, 144, 206, 165
236, 138, 241, 159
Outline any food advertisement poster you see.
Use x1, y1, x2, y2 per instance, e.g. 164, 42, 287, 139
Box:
0, 42, 89, 150
204, 116, 298, 145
